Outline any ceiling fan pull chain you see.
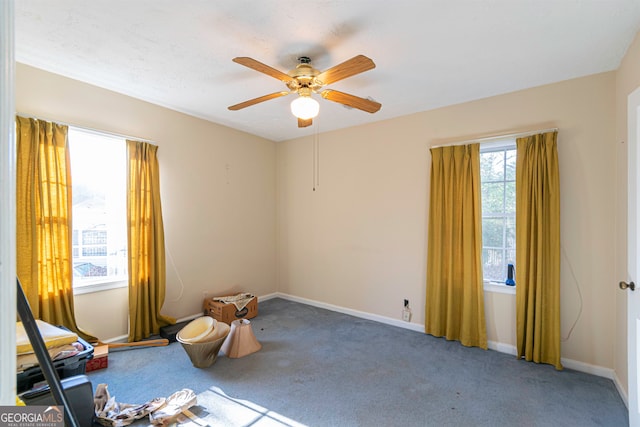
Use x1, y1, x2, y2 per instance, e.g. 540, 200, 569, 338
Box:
312, 119, 320, 192
315, 121, 320, 189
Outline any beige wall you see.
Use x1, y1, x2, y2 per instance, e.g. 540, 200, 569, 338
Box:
615, 30, 640, 396
277, 71, 617, 369
16, 63, 278, 340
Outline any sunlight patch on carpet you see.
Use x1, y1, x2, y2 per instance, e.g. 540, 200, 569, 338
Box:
173, 386, 308, 427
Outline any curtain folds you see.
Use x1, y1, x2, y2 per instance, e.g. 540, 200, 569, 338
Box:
425, 143, 487, 349
16, 116, 97, 342
515, 131, 562, 370
126, 140, 175, 342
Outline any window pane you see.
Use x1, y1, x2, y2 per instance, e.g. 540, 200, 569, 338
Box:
505, 149, 516, 180
480, 151, 505, 182
482, 182, 505, 213
482, 217, 504, 247
69, 128, 127, 285
506, 217, 516, 248
483, 248, 504, 282
505, 181, 515, 213
82, 246, 107, 257
82, 230, 107, 244
74, 262, 107, 278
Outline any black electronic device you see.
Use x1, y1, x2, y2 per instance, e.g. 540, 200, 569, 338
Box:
506, 264, 515, 286
21, 375, 95, 427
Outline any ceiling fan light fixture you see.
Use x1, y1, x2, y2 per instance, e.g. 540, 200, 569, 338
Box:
291, 95, 319, 120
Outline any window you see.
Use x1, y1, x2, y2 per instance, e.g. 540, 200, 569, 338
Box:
480, 140, 516, 286
68, 128, 127, 292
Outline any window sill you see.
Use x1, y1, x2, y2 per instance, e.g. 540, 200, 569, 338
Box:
484, 281, 516, 295
73, 279, 127, 295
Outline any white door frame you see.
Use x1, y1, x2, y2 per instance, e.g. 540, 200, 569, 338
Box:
627, 85, 640, 426
0, 0, 17, 405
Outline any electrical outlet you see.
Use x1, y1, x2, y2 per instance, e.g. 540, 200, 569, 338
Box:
402, 299, 412, 322
203, 291, 210, 300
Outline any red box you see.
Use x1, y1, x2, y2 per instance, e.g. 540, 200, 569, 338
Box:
85, 345, 108, 372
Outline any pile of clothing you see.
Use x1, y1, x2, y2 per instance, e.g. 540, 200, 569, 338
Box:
213, 292, 255, 311
94, 385, 198, 426
16, 320, 85, 373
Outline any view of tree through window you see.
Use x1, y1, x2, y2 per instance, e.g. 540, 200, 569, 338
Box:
480, 144, 516, 283
68, 128, 127, 286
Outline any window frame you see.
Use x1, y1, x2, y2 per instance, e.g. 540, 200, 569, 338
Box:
68, 126, 128, 295
480, 139, 516, 294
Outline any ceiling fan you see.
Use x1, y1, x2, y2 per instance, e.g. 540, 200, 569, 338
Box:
228, 55, 382, 128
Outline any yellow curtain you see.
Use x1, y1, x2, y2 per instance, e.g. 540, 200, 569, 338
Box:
425, 143, 487, 349
127, 139, 175, 342
515, 131, 562, 370
15, 116, 96, 342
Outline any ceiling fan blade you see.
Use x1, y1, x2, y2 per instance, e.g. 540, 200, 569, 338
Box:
316, 55, 376, 86
298, 118, 313, 128
228, 91, 290, 111
233, 57, 294, 83
321, 90, 381, 113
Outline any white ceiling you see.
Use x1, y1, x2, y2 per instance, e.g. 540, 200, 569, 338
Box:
14, 0, 640, 142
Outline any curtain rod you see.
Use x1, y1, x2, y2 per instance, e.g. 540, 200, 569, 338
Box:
431, 127, 558, 149
16, 112, 157, 144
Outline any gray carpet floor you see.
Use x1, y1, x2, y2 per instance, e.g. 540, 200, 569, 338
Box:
86, 298, 628, 427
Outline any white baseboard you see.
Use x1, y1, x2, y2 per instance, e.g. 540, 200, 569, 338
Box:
612, 371, 629, 408
275, 292, 425, 333
183, 291, 423, 333
560, 358, 615, 380
177, 312, 204, 323
257, 292, 279, 302
488, 340, 517, 355
102, 334, 128, 344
